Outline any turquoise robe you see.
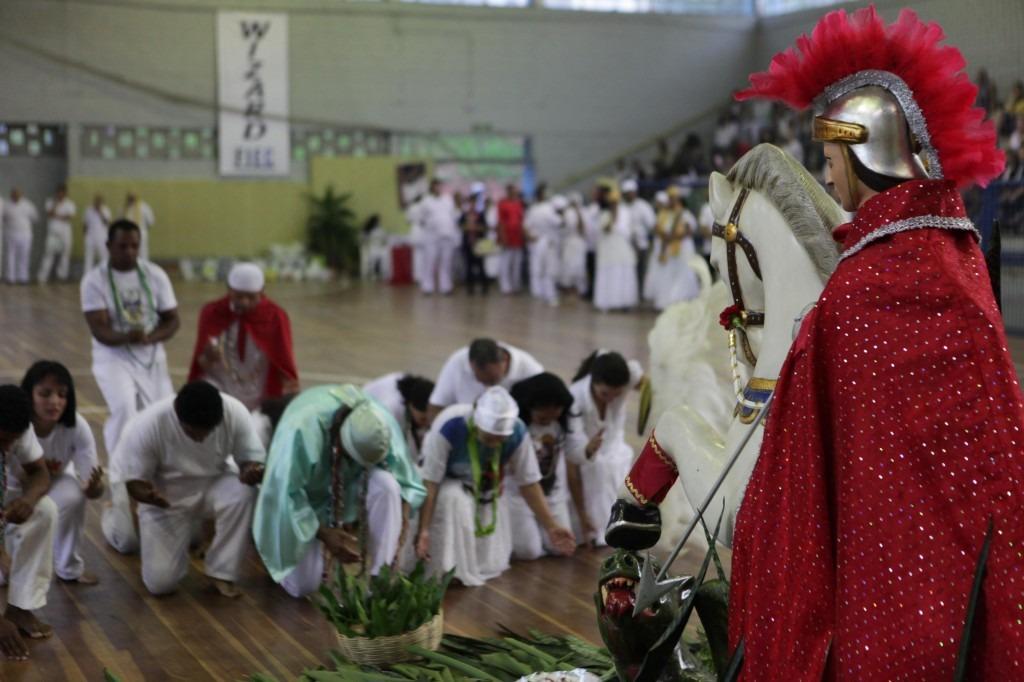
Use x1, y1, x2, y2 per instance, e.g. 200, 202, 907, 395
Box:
253, 384, 426, 582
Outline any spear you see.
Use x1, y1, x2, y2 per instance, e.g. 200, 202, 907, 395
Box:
633, 392, 774, 616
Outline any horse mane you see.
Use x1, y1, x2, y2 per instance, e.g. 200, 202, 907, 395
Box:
726, 143, 844, 281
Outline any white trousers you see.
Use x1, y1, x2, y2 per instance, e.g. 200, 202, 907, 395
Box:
579, 442, 634, 547
92, 355, 173, 455
498, 248, 524, 294
4, 230, 32, 284
508, 492, 571, 561
101, 482, 139, 555
4, 496, 56, 610
83, 228, 107, 275
138, 474, 256, 595
419, 239, 456, 294
49, 474, 87, 581
37, 224, 72, 282
530, 241, 560, 306
280, 468, 404, 598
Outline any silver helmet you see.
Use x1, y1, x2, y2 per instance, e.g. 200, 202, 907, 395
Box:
812, 84, 930, 181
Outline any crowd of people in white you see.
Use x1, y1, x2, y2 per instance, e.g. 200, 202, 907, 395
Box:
0, 216, 648, 658
0, 186, 154, 285
372, 177, 707, 312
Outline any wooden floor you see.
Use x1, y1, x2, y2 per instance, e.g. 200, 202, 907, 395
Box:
0, 279, 688, 681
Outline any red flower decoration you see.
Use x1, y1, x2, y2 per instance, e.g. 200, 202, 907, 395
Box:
719, 304, 744, 330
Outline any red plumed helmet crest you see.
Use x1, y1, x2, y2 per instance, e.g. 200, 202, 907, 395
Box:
738, 5, 1003, 188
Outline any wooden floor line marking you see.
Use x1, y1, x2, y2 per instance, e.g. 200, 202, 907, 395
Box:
481, 583, 591, 641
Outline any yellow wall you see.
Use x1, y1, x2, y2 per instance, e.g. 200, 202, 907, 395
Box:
68, 178, 308, 259
69, 157, 428, 259
310, 156, 431, 236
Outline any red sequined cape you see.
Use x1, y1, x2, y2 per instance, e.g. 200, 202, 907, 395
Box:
187, 295, 298, 399
728, 180, 1024, 680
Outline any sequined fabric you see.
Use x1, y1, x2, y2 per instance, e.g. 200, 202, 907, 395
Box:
728, 179, 1024, 680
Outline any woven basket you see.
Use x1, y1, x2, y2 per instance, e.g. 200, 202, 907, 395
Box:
335, 610, 444, 665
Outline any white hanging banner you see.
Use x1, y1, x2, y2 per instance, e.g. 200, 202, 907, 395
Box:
217, 11, 290, 176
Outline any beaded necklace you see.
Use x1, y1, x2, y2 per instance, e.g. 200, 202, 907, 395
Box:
107, 263, 158, 370
466, 418, 502, 537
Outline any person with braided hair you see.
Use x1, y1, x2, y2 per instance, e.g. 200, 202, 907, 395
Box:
253, 385, 425, 598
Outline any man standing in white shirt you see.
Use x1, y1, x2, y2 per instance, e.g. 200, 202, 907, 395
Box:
524, 191, 563, 306
37, 184, 76, 283
122, 192, 156, 261
81, 220, 179, 554
3, 188, 38, 285
620, 180, 655, 296
0, 385, 58, 659
427, 337, 544, 421
82, 194, 111, 275
111, 381, 265, 597
418, 179, 460, 295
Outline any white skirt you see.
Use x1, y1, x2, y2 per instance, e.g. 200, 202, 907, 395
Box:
594, 232, 638, 311
653, 240, 700, 310
420, 480, 513, 586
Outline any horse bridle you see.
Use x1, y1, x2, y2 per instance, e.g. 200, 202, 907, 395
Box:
711, 187, 765, 328
711, 187, 764, 365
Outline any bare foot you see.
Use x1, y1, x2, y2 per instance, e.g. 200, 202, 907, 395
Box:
59, 572, 99, 586
0, 617, 28, 660
209, 578, 241, 598
4, 606, 52, 640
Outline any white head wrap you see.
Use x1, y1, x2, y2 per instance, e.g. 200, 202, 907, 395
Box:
227, 262, 265, 293
551, 195, 569, 211
473, 386, 519, 437
620, 179, 638, 194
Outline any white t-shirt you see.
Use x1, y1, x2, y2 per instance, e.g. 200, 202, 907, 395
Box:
32, 413, 98, 488
2, 428, 44, 497
419, 404, 540, 488
524, 202, 560, 242
111, 393, 265, 485
4, 198, 38, 236
80, 260, 177, 365
123, 201, 155, 231
419, 194, 459, 240
45, 197, 76, 233
363, 372, 405, 428
568, 356, 644, 461
84, 205, 112, 238
625, 199, 656, 250
429, 342, 544, 408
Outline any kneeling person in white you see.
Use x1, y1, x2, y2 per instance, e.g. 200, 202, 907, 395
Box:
0, 386, 57, 660
21, 362, 104, 586
253, 385, 426, 598
508, 373, 591, 559
113, 381, 265, 597
414, 387, 575, 586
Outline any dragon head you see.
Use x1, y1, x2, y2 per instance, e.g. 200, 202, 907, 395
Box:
595, 550, 693, 681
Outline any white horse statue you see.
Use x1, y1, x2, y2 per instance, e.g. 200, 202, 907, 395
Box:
617, 144, 844, 553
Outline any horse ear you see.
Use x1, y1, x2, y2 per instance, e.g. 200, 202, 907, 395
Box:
708, 172, 734, 221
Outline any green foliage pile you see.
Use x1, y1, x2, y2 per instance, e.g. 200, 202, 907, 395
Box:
315, 562, 455, 639
249, 629, 617, 682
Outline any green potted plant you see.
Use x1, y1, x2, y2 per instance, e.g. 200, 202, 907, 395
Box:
306, 186, 360, 276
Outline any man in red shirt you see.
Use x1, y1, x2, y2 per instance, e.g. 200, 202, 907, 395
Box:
497, 184, 525, 294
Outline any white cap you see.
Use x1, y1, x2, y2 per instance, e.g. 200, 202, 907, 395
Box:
227, 262, 265, 293
620, 179, 638, 194
654, 191, 669, 205
473, 386, 519, 437
551, 195, 568, 211
568, 191, 584, 205
470, 181, 487, 196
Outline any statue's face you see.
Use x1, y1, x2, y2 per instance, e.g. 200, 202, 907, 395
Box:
823, 142, 857, 212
